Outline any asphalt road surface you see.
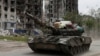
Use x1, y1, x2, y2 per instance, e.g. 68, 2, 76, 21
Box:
0, 39, 100, 56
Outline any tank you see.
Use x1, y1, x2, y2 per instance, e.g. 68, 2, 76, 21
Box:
28, 29, 92, 56
16, 2, 92, 56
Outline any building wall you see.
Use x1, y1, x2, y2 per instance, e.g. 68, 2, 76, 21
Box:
45, 0, 78, 21
0, 0, 78, 29
28, 0, 43, 18
0, 0, 17, 30
65, 0, 78, 13
16, 0, 43, 29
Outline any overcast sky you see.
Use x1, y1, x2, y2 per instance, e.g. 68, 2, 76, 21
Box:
43, 0, 100, 15
79, 0, 100, 15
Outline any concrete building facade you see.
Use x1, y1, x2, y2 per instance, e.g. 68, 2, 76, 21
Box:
16, 0, 43, 29
0, 0, 17, 30
45, 0, 78, 21
0, 0, 78, 29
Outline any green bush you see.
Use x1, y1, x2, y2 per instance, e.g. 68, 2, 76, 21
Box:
0, 36, 27, 42
63, 12, 83, 26
84, 18, 95, 29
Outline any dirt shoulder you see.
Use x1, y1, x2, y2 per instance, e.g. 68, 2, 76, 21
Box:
0, 40, 28, 52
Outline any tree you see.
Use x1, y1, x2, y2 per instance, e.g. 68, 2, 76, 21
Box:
89, 9, 96, 17
63, 12, 83, 26
94, 8, 100, 37
84, 18, 94, 29
83, 16, 95, 36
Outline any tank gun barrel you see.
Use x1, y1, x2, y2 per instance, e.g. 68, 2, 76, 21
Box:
25, 12, 46, 27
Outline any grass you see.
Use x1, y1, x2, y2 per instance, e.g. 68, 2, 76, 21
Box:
0, 35, 28, 42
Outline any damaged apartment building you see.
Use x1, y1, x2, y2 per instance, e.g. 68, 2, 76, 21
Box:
45, 0, 78, 21
17, 0, 78, 29
0, 0, 17, 30
16, 0, 43, 29
0, 0, 43, 30
0, 0, 78, 30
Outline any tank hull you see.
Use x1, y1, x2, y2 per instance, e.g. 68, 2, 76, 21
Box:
28, 36, 92, 56
28, 43, 59, 51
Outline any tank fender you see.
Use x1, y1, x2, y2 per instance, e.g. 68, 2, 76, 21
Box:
58, 38, 71, 45
81, 37, 92, 44
58, 37, 83, 47
67, 37, 83, 46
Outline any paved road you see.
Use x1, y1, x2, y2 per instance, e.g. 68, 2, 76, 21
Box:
80, 40, 100, 56
0, 40, 100, 56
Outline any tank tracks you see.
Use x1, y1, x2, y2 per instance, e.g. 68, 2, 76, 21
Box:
28, 43, 91, 56
28, 36, 92, 56
60, 44, 90, 56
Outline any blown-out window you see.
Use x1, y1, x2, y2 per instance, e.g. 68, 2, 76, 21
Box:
11, 8, 15, 12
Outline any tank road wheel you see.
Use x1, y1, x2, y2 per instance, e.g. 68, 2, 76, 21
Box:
86, 44, 90, 51
85, 45, 88, 51
72, 46, 82, 54
69, 47, 74, 55
68, 46, 78, 56
78, 46, 82, 53
85, 44, 88, 51
83, 44, 87, 52
81, 45, 84, 52
79, 46, 83, 53
60, 45, 73, 56
71, 47, 77, 55
80, 45, 86, 53
75, 46, 79, 54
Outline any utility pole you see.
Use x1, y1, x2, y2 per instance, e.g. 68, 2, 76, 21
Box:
56, 0, 59, 20
56, 0, 61, 20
